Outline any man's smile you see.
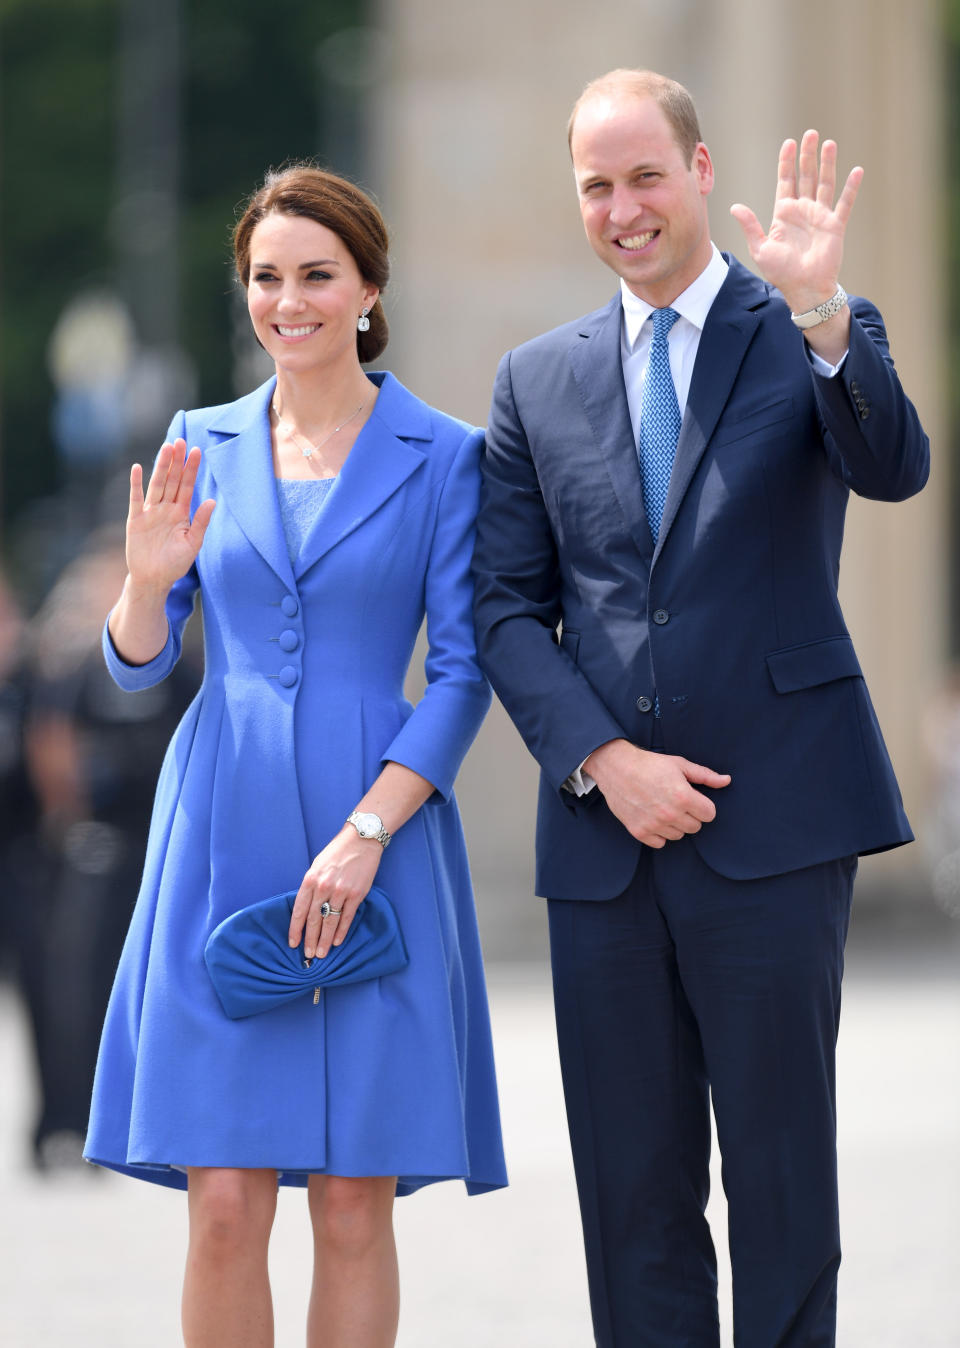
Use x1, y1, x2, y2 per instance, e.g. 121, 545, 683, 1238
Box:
615, 230, 659, 252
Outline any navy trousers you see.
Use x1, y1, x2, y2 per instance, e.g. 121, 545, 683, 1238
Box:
548, 838, 856, 1348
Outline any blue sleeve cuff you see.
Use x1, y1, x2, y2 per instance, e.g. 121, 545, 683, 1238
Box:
102, 616, 178, 690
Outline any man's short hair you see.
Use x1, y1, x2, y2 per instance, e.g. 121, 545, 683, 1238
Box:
568, 69, 702, 166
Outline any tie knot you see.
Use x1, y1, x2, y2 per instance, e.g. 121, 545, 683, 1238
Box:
651, 307, 680, 341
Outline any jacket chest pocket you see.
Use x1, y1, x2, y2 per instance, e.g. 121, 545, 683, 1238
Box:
711, 396, 795, 450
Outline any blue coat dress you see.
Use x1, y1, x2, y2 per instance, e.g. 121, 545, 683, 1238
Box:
84, 371, 507, 1195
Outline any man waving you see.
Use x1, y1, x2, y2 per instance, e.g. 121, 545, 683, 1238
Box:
474, 68, 928, 1348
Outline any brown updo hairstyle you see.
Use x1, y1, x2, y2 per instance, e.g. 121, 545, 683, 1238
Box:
233, 164, 389, 364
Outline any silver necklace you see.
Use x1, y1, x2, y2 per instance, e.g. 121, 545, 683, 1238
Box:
272, 394, 366, 460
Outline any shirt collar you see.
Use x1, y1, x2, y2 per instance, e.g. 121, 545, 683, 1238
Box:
620, 244, 729, 351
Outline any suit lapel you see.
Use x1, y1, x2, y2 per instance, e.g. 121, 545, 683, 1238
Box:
204, 380, 295, 588
653, 257, 768, 563
294, 371, 429, 577
569, 297, 654, 562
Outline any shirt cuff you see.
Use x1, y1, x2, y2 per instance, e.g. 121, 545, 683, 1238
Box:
807, 347, 848, 378
561, 760, 598, 796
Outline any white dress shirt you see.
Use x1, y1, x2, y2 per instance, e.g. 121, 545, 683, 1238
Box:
619, 244, 730, 436
564, 246, 848, 797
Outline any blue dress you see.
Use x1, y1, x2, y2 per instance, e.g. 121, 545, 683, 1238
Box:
84, 372, 507, 1195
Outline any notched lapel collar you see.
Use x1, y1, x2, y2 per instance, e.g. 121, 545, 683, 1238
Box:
654, 259, 767, 561
204, 379, 296, 588
569, 298, 653, 562
294, 372, 429, 577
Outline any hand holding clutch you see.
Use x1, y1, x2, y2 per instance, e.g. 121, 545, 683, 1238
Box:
204, 885, 408, 1019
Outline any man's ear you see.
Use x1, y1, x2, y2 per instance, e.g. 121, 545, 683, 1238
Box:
694, 142, 715, 197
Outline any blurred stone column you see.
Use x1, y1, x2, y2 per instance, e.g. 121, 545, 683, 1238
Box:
115, 0, 180, 350
701, 0, 948, 891
372, 0, 946, 934
112, 0, 195, 457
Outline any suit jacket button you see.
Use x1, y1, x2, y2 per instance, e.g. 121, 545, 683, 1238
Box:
859, 407, 870, 420
279, 666, 298, 687
636, 696, 653, 713
652, 609, 670, 625
850, 380, 861, 396
281, 595, 299, 617
279, 629, 299, 652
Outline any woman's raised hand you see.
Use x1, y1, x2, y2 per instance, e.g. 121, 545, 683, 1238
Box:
126, 439, 216, 594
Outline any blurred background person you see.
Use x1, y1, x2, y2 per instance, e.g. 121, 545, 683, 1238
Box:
0, 571, 47, 1159
19, 529, 200, 1170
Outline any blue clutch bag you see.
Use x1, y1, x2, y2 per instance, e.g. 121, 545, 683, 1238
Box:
204, 885, 408, 1019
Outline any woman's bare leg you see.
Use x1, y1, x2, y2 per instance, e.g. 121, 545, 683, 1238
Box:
183, 1167, 278, 1348
306, 1174, 399, 1348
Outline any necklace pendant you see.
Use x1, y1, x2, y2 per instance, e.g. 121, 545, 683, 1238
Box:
300, 445, 314, 459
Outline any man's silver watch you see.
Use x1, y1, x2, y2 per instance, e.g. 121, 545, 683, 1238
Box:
346, 810, 391, 848
790, 285, 848, 330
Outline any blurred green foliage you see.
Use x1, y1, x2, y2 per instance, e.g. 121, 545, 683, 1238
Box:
1, 0, 364, 537
1, 0, 116, 517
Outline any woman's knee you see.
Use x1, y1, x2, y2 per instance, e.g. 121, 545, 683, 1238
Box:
309, 1176, 396, 1259
187, 1168, 277, 1256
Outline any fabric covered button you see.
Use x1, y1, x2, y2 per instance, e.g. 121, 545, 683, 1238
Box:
652, 609, 670, 625
279, 629, 299, 652
281, 595, 299, 617
636, 696, 653, 713
278, 666, 298, 688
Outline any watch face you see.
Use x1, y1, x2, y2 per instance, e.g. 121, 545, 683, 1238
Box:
353, 812, 381, 837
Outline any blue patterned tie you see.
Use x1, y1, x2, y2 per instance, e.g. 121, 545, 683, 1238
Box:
638, 307, 681, 540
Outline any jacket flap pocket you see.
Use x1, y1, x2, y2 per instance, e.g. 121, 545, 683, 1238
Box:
712, 396, 794, 448
765, 635, 862, 693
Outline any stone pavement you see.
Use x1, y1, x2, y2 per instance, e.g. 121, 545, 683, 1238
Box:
1, 916, 958, 1347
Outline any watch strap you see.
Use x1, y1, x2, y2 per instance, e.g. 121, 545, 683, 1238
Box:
790, 285, 848, 330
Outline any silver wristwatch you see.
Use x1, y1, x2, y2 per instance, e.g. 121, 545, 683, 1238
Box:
790, 285, 848, 330
346, 810, 391, 848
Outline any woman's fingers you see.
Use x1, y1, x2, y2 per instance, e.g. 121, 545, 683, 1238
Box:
318, 905, 351, 959
293, 888, 365, 961
302, 900, 328, 960
178, 446, 203, 502
310, 897, 360, 961
129, 462, 145, 518
143, 441, 175, 505
187, 498, 217, 551
143, 439, 199, 508
158, 440, 190, 503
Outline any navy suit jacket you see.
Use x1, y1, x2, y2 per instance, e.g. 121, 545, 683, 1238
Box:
473, 255, 930, 900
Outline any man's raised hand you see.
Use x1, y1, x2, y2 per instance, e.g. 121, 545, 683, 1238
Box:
730, 130, 862, 317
